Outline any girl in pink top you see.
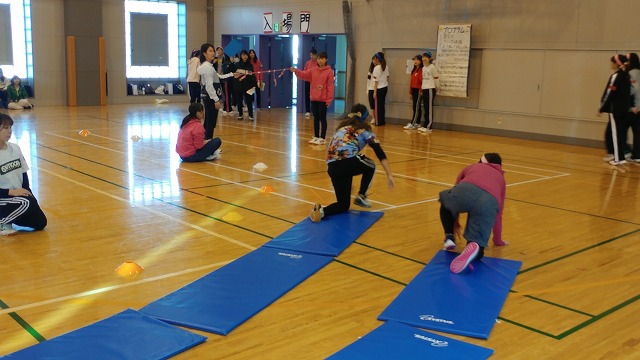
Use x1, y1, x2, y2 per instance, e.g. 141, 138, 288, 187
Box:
290, 52, 335, 144
438, 153, 507, 273
176, 103, 222, 162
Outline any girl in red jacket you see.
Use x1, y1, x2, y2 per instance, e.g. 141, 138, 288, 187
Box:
249, 49, 263, 109
291, 52, 335, 144
176, 103, 222, 162
404, 55, 424, 129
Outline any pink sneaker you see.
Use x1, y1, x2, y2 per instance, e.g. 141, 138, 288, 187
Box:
450, 242, 479, 273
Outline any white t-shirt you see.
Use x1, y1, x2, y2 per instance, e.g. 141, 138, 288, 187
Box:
0, 143, 28, 190
372, 64, 389, 89
422, 63, 439, 89
187, 57, 200, 83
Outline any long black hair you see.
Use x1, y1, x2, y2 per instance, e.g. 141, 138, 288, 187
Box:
627, 53, 640, 71
199, 43, 214, 64
412, 54, 423, 74
180, 102, 204, 129
336, 103, 372, 132
249, 49, 259, 63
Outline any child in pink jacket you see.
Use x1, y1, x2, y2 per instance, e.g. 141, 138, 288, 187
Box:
291, 52, 335, 144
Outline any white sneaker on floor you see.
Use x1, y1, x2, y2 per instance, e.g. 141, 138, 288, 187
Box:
444, 239, 457, 251
609, 159, 627, 166
316, 138, 326, 145
403, 123, 417, 130
248, 117, 254, 121
353, 193, 372, 208
308, 137, 319, 144
603, 154, 615, 161
417, 127, 428, 132
206, 149, 222, 161
0, 223, 17, 236
221, 111, 228, 116
305, 112, 311, 118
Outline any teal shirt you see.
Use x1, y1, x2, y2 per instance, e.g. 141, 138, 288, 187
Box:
7, 85, 28, 102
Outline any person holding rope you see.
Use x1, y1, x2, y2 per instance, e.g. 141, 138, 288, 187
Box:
290, 52, 335, 144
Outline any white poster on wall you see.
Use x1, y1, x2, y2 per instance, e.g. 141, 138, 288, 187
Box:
263, 12, 273, 34
436, 24, 472, 98
282, 12, 293, 34
300, 11, 310, 33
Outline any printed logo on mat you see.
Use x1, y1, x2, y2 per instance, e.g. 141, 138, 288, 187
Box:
414, 333, 449, 347
278, 252, 302, 259
419, 314, 454, 325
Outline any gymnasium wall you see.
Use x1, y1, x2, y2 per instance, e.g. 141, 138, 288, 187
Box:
212, 0, 640, 146
30, 0, 208, 106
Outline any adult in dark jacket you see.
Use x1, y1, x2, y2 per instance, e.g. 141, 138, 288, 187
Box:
599, 54, 631, 165
233, 50, 257, 121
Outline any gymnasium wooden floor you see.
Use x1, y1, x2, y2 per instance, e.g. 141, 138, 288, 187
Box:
1, 103, 639, 359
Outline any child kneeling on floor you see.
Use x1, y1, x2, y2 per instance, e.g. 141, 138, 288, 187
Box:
439, 153, 507, 273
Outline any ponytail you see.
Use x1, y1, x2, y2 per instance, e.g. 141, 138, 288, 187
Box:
181, 103, 204, 129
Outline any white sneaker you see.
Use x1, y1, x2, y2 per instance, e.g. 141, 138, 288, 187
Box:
417, 127, 428, 132
316, 138, 326, 145
603, 154, 615, 161
248, 117, 254, 121
308, 137, 319, 144
206, 149, 222, 161
403, 123, 415, 129
221, 111, 228, 116
444, 239, 457, 251
0, 223, 17, 236
609, 159, 627, 166
353, 193, 371, 208
304, 112, 311, 119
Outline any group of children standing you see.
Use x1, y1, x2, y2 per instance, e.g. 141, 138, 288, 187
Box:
599, 53, 640, 165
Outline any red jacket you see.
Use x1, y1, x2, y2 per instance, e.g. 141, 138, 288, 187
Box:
176, 119, 205, 158
293, 66, 335, 105
251, 59, 263, 82
410, 67, 422, 93
304, 58, 318, 71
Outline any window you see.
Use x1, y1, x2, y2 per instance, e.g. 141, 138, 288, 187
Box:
0, 0, 33, 80
125, 0, 186, 79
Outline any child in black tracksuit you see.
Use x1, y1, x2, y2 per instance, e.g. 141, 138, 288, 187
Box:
600, 54, 631, 165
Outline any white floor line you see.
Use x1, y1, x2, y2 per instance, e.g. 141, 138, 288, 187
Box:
38, 167, 257, 251
0, 260, 233, 316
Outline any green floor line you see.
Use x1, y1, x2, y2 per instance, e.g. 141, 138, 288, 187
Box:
554, 293, 640, 340
0, 299, 46, 343
497, 316, 558, 339
354, 242, 426, 265
509, 198, 640, 226
519, 228, 640, 274
37, 156, 275, 239
334, 259, 407, 286
523, 295, 595, 317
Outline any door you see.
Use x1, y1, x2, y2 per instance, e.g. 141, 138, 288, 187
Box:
260, 35, 294, 108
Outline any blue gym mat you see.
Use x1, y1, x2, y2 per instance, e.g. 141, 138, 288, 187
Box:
264, 210, 383, 256
327, 321, 494, 360
140, 246, 333, 335
2, 309, 206, 360
378, 250, 521, 339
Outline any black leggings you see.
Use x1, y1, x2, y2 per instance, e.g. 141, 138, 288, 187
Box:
203, 96, 219, 140
0, 196, 47, 230
439, 203, 484, 259
323, 155, 376, 217
311, 101, 328, 138
188, 82, 201, 104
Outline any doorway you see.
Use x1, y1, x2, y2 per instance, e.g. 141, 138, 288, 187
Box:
220, 33, 347, 112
